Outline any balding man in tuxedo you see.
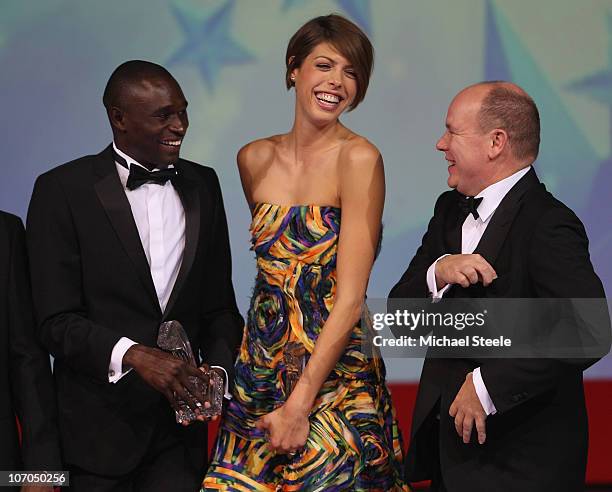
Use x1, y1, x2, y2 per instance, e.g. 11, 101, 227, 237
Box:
390, 82, 608, 492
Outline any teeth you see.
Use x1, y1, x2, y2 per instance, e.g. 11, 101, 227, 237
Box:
161, 140, 181, 146
316, 92, 340, 103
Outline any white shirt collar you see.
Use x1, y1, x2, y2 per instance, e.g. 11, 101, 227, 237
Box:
474, 166, 532, 222
112, 142, 173, 171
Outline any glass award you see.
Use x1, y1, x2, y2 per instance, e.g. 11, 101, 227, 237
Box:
157, 320, 225, 423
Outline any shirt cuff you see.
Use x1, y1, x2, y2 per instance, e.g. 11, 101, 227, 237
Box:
472, 367, 497, 415
109, 337, 138, 383
427, 254, 451, 300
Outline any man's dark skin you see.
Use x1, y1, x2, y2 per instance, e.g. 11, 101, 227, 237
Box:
108, 73, 215, 422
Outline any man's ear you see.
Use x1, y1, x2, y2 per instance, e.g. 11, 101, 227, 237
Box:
109, 106, 127, 132
488, 129, 508, 159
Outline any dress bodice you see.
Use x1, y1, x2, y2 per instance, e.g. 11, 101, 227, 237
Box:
250, 202, 340, 267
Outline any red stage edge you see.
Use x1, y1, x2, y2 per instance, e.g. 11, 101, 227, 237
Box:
207, 380, 612, 484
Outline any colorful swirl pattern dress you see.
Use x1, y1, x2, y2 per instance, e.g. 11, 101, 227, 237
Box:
203, 203, 408, 491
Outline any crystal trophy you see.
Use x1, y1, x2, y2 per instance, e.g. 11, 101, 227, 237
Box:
157, 320, 226, 423
283, 341, 306, 397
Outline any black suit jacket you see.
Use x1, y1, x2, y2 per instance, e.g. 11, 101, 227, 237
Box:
26, 145, 243, 476
389, 168, 609, 491
0, 211, 61, 473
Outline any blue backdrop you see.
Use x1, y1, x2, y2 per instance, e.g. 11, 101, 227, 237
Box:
2, 0, 610, 380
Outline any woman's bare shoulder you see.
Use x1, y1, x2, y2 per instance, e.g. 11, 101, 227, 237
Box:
339, 133, 382, 170
237, 135, 286, 171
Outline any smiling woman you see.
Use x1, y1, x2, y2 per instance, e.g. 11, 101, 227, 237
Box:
284, 14, 373, 111
202, 14, 409, 492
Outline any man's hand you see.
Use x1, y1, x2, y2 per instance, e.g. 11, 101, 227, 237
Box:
449, 372, 487, 444
123, 345, 210, 421
435, 254, 497, 289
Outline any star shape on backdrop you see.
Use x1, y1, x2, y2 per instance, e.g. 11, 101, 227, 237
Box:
567, 13, 612, 105
167, 0, 254, 91
336, 0, 371, 35
486, 0, 611, 281
281, 0, 307, 11
565, 11, 612, 268
281, 0, 371, 36
484, 0, 599, 211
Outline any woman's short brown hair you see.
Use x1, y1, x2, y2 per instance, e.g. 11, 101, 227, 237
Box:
285, 14, 374, 111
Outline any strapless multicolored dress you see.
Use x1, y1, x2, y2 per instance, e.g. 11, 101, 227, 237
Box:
203, 203, 408, 491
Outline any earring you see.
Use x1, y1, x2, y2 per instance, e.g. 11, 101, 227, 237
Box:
290, 75, 295, 82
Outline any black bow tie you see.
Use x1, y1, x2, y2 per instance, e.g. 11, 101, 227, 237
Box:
458, 195, 483, 220
113, 149, 179, 190
126, 165, 179, 190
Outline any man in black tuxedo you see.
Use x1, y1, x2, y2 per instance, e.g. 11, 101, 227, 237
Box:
27, 61, 243, 491
389, 82, 608, 491
1, 211, 62, 492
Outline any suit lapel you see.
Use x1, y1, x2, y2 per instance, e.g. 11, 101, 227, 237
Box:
474, 167, 542, 265
446, 191, 466, 254
163, 162, 202, 318
93, 146, 161, 312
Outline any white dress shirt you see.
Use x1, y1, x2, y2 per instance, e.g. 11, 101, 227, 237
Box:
426, 166, 531, 415
108, 142, 185, 383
